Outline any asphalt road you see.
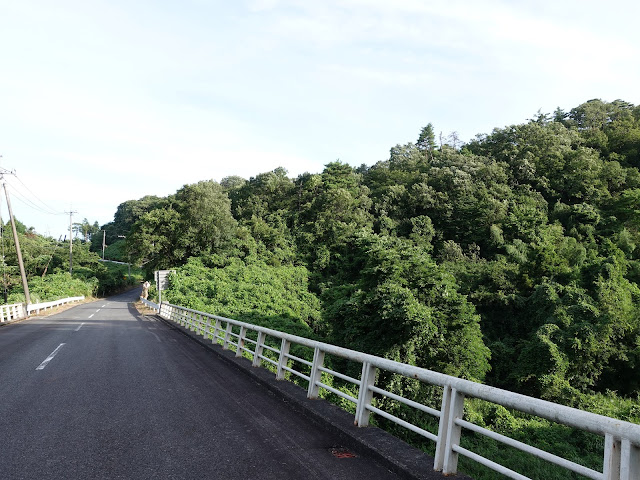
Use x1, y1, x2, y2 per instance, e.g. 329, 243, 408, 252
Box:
0, 289, 401, 480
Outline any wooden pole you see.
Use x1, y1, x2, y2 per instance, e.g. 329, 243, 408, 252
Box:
69, 211, 73, 274
3, 183, 30, 305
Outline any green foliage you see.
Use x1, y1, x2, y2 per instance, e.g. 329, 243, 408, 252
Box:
92, 261, 143, 297
128, 181, 237, 272
2, 228, 139, 304
93, 195, 165, 250
8, 272, 97, 304
323, 233, 490, 382
163, 256, 321, 337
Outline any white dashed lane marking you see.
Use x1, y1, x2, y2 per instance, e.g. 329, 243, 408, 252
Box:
36, 344, 66, 370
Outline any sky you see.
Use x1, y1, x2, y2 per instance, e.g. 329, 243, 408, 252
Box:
1, 0, 639, 239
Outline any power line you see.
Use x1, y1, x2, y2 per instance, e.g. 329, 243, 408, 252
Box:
5, 176, 65, 216
11, 174, 65, 215
4, 182, 63, 217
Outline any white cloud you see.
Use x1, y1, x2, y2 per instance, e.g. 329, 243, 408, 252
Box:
2, 0, 639, 237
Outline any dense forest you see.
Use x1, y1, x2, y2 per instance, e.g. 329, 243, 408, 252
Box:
45, 98, 640, 478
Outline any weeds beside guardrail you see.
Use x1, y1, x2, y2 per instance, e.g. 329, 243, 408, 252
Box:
142, 298, 640, 480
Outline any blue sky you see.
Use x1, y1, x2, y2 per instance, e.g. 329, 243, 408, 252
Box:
1, 0, 639, 239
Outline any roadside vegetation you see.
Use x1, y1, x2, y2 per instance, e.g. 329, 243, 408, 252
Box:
3, 220, 142, 304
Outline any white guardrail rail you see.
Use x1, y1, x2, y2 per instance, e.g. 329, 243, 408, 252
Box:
0, 296, 85, 323
141, 297, 640, 480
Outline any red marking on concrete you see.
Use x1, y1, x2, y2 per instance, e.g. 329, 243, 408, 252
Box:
331, 447, 357, 458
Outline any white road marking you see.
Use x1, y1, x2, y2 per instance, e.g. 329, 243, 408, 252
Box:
88, 314, 94, 319
102, 304, 106, 307
96, 309, 101, 312
36, 343, 66, 370
75, 322, 85, 331
147, 330, 161, 342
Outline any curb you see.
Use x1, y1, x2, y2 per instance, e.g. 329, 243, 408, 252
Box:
155, 314, 472, 480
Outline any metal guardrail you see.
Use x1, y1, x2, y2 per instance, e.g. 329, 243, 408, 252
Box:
141, 298, 640, 480
27, 296, 85, 315
0, 296, 85, 323
0, 302, 26, 323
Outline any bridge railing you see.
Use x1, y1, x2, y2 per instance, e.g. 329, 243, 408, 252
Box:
26, 296, 85, 315
0, 296, 85, 324
144, 298, 640, 480
0, 302, 26, 323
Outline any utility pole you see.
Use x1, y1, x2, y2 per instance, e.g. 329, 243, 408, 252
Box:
118, 235, 130, 277
1, 175, 31, 305
102, 230, 106, 260
66, 209, 77, 274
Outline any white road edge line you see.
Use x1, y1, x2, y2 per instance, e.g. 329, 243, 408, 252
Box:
88, 314, 94, 319
36, 343, 66, 370
75, 322, 85, 332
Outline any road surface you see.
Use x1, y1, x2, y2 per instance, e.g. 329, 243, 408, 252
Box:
0, 289, 402, 479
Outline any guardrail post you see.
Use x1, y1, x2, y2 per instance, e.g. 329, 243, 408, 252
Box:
620, 438, 640, 480
203, 315, 210, 337
213, 319, 222, 344
198, 314, 206, 337
223, 323, 233, 350
434, 385, 453, 471
253, 331, 266, 367
355, 362, 376, 427
442, 388, 465, 475
307, 347, 325, 399
604, 434, 621, 479
276, 339, 290, 380
236, 326, 247, 357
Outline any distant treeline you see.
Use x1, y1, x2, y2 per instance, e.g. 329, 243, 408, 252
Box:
4, 222, 140, 303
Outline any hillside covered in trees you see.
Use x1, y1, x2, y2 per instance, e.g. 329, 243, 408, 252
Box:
95, 99, 639, 476
106, 98, 638, 402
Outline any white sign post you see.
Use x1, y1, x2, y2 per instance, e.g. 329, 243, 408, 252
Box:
154, 270, 174, 304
